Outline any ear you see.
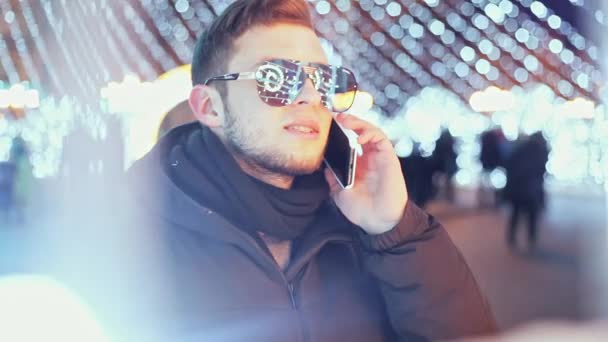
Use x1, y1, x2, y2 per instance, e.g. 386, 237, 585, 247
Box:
188, 85, 226, 128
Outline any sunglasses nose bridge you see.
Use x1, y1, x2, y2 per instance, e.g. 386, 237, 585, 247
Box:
296, 78, 323, 106
301, 66, 319, 87
292, 67, 324, 107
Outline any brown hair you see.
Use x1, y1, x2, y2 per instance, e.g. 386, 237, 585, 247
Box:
191, 0, 314, 88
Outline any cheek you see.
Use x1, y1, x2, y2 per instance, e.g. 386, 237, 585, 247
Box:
320, 114, 333, 137
226, 82, 266, 110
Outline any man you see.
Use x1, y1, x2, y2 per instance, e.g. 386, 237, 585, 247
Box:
120, 0, 495, 340
504, 132, 549, 249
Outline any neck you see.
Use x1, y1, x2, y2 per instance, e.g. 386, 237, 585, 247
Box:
234, 157, 294, 190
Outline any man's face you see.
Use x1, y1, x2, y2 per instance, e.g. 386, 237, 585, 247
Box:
220, 23, 333, 176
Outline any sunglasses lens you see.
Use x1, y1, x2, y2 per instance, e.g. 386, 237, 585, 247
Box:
255, 60, 303, 107
255, 60, 357, 112
324, 66, 357, 112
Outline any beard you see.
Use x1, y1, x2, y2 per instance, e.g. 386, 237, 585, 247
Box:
223, 109, 324, 177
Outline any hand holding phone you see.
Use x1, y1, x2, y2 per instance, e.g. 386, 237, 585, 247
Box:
323, 113, 408, 235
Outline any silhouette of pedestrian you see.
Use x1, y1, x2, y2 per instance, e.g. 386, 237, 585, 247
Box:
504, 132, 549, 249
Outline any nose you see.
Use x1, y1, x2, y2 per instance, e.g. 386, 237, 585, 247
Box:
295, 77, 323, 107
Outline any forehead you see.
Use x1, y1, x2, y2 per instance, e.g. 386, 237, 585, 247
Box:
228, 23, 328, 70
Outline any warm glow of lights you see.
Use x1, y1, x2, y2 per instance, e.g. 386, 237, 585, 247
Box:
559, 97, 596, 119
0, 84, 40, 109
469, 86, 517, 112
345, 91, 374, 114
0, 89, 9, 108
101, 65, 193, 165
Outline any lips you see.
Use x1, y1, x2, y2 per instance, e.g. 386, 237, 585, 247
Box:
283, 119, 320, 134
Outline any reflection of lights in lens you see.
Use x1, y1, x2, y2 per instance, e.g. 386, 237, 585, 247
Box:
333, 91, 358, 112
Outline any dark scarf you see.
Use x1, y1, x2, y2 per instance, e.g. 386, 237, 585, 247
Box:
166, 125, 330, 240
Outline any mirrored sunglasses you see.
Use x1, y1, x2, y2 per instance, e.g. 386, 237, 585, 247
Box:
204, 59, 358, 113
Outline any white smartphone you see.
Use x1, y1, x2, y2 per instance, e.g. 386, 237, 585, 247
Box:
323, 118, 358, 189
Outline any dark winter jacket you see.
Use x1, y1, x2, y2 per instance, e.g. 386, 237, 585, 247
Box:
96, 124, 496, 341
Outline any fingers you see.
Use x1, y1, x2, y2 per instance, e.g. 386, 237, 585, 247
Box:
335, 113, 373, 133
356, 128, 385, 146
336, 114, 392, 151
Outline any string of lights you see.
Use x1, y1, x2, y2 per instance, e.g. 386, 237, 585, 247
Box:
1, 0, 41, 87
14, 0, 62, 91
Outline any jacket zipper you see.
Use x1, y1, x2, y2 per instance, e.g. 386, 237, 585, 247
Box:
242, 236, 305, 340
288, 283, 297, 309
232, 230, 349, 342
288, 268, 311, 342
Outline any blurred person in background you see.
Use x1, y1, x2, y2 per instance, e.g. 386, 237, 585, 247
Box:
9, 137, 33, 226
504, 132, 549, 250
399, 145, 435, 208
479, 128, 509, 208
430, 130, 458, 203
0, 158, 15, 226
104, 0, 496, 340
99, 116, 126, 180
0, 137, 33, 226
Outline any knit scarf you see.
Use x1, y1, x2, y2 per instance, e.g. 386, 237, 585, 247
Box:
166, 125, 330, 240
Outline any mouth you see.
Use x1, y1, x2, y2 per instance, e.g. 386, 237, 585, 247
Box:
284, 120, 320, 139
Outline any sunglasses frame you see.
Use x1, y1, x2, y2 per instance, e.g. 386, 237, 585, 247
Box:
203, 59, 358, 113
